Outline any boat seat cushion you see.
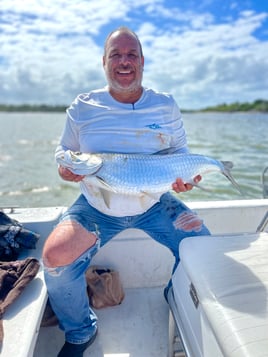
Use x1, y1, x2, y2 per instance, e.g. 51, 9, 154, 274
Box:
173, 232, 268, 357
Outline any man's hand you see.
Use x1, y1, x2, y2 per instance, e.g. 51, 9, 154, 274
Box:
58, 166, 85, 182
172, 175, 201, 193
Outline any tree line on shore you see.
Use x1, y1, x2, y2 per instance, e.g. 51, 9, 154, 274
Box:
0, 99, 267, 113
199, 99, 268, 113
0, 104, 67, 112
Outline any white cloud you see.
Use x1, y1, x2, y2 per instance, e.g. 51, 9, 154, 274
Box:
139, 10, 268, 108
0, 0, 267, 109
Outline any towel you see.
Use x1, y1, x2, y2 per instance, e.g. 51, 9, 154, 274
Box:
0, 257, 40, 342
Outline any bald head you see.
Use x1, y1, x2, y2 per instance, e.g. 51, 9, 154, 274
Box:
104, 27, 143, 57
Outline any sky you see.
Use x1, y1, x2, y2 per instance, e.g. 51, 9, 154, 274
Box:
1, 0, 267, 110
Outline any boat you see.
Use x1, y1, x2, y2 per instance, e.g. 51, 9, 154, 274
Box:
1, 195, 268, 357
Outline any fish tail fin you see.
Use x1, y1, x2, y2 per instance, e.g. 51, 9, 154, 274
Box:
221, 161, 243, 194
221, 161, 234, 170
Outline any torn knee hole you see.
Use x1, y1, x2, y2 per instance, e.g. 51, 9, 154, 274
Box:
172, 212, 203, 232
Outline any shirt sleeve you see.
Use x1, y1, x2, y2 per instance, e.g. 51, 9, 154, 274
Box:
170, 98, 189, 154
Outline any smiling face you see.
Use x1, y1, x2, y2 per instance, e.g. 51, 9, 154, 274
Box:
103, 30, 144, 103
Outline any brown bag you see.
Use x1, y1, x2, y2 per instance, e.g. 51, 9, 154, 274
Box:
85, 266, 125, 309
41, 265, 125, 327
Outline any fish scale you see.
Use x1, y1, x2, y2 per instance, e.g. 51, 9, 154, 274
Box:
82, 152, 240, 195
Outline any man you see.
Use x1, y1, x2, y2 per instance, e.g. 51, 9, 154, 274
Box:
42, 26, 210, 357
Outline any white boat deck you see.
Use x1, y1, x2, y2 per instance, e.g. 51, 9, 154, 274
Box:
35, 286, 171, 357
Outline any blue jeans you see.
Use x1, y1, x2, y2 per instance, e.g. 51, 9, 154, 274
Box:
44, 193, 210, 343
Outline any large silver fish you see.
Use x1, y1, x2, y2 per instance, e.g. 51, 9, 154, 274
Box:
57, 150, 241, 196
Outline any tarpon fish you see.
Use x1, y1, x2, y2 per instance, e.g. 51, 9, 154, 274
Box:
57, 150, 241, 196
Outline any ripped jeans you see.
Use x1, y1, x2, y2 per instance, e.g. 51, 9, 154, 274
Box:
44, 192, 210, 344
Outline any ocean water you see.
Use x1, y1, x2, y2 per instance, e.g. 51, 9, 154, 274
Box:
0, 111, 267, 208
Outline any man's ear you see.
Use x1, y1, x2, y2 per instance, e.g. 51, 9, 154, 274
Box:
102, 56, 106, 67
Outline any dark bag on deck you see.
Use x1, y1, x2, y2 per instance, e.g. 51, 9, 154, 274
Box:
0, 212, 39, 261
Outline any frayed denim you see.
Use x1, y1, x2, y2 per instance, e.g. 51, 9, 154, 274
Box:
44, 193, 210, 343
44, 242, 99, 344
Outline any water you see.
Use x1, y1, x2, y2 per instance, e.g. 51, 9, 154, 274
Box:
0, 111, 267, 208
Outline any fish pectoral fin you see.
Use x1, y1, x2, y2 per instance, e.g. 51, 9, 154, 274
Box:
99, 188, 111, 209
95, 176, 118, 209
139, 192, 156, 210
139, 191, 161, 209
95, 176, 117, 193
140, 191, 161, 200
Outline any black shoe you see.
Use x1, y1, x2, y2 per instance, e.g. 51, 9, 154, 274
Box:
57, 329, 97, 357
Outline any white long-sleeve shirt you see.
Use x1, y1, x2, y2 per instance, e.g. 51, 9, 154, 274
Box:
56, 87, 189, 216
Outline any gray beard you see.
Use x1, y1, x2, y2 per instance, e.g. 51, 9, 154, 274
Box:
107, 78, 143, 94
